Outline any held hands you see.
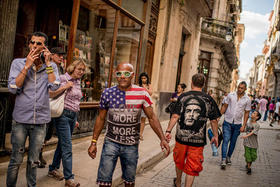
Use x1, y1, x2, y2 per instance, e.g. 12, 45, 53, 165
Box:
165, 132, 172, 143
210, 136, 218, 147
88, 143, 97, 159
160, 139, 170, 156
240, 125, 245, 132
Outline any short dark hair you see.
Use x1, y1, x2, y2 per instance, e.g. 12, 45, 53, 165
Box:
179, 83, 187, 90
31, 31, 48, 45
239, 81, 247, 88
192, 73, 205, 88
255, 110, 261, 121
138, 72, 150, 86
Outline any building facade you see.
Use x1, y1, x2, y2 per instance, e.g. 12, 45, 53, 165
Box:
0, 0, 161, 153
264, 0, 280, 98
199, 0, 243, 105
149, 0, 213, 119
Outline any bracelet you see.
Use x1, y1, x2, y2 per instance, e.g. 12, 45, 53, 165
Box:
165, 130, 171, 133
46, 66, 53, 70
46, 70, 54, 74
91, 139, 97, 143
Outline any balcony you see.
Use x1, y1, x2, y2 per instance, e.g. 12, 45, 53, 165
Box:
201, 18, 237, 69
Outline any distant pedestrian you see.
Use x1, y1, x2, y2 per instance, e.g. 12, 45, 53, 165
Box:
48, 59, 87, 187
88, 62, 170, 187
165, 73, 221, 187
171, 83, 187, 103
6, 31, 60, 187
166, 83, 186, 117
38, 47, 66, 168
220, 81, 251, 170
241, 110, 261, 175
268, 100, 275, 121
251, 96, 258, 112
138, 72, 153, 141
269, 98, 280, 127
258, 96, 267, 121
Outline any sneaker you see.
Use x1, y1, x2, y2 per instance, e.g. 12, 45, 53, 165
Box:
269, 123, 273, 127
48, 169, 64, 181
226, 157, 232, 165
220, 160, 226, 170
247, 168, 252, 175
65, 179, 80, 187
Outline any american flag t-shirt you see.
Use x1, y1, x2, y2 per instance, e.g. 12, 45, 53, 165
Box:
100, 85, 153, 145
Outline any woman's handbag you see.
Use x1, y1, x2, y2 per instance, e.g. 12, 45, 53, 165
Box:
165, 102, 176, 113
49, 91, 66, 118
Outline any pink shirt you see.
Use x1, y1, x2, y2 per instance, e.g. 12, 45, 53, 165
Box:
269, 103, 275, 111
259, 98, 268, 111
61, 73, 82, 112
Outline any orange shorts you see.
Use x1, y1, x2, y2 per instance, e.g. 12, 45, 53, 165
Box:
173, 141, 204, 176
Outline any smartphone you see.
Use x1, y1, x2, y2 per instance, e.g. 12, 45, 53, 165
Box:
40, 52, 45, 62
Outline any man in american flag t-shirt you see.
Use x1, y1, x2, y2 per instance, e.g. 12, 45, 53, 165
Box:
88, 62, 170, 187
100, 85, 153, 145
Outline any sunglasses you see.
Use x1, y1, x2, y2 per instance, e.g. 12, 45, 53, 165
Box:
29, 41, 43, 46
115, 71, 133, 78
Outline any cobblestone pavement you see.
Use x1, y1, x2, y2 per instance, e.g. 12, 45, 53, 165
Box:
135, 127, 280, 187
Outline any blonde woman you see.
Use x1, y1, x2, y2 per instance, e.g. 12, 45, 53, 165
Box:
48, 59, 86, 187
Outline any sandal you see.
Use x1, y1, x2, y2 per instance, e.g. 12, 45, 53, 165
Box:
173, 178, 177, 187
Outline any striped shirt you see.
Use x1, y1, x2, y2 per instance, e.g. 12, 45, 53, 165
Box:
100, 85, 153, 145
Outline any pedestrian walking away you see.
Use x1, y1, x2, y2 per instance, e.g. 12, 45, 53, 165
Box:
220, 81, 251, 170
165, 73, 221, 187
268, 100, 275, 122
241, 110, 261, 175
257, 96, 267, 122
6, 31, 60, 187
48, 59, 87, 187
269, 98, 280, 127
88, 62, 170, 187
138, 72, 153, 141
38, 46, 66, 168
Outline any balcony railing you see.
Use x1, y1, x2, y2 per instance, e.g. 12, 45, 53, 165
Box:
201, 18, 235, 42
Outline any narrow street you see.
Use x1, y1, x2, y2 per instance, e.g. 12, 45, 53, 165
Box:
134, 122, 280, 187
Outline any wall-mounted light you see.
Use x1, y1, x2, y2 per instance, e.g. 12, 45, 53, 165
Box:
225, 28, 233, 41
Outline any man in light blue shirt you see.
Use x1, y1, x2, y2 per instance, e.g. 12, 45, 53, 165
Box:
6, 32, 60, 187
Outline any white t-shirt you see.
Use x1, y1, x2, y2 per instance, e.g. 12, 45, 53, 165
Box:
275, 102, 280, 114
224, 92, 251, 124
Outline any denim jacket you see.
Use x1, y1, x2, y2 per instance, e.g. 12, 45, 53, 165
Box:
8, 58, 60, 124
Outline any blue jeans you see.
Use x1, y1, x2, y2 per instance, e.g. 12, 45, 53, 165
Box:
221, 120, 241, 159
97, 138, 139, 185
49, 109, 77, 180
6, 122, 46, 187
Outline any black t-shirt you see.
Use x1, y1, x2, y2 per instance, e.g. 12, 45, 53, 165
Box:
173, 91, 221, 147
251, 100, 258, 110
